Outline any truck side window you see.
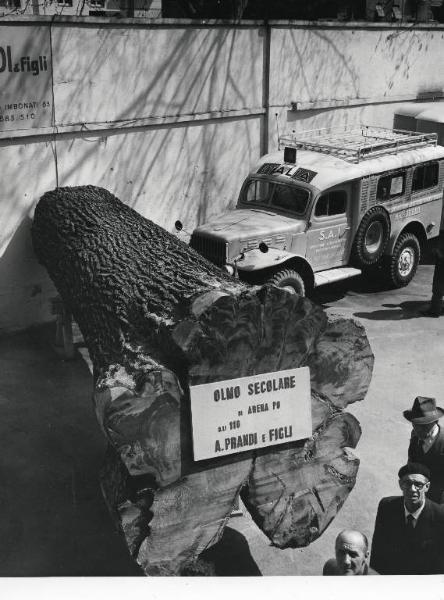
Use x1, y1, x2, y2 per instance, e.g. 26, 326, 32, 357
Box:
377, 172, 405, 200
412, 162, 439, 192
315, 191, 346, 217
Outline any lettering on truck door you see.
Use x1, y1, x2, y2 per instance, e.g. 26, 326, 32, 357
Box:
306, 185, 352, 270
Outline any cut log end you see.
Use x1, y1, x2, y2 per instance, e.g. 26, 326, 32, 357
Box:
242, 412, 361, 548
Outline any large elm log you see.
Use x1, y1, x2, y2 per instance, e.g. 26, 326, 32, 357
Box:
31, 185, 374, 576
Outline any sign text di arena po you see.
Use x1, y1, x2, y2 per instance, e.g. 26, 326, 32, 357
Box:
190, 367, 312, 461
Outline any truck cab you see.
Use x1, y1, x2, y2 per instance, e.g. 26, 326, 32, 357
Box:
190, 126, 444, 296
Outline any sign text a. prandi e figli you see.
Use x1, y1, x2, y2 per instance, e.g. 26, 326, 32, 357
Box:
190, 367, 312, 461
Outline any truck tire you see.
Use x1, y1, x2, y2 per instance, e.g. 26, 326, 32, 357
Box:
268, 269, 305, 297
351, 206, 390, 266
387, 232, 420, 288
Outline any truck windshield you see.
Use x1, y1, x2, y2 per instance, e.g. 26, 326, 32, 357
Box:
243, 179, 309, 216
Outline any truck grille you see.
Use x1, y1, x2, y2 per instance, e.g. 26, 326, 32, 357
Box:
190, 234, 228, 267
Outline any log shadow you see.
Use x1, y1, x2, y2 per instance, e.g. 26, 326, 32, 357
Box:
195, 526, 262, 576
0, 328, 142, 576
310, 272, 392, 306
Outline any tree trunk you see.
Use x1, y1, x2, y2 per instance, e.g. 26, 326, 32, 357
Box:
32, 185, 374, 575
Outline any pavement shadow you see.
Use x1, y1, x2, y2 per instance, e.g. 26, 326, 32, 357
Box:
0, 327, 142, 576
353, 301, 431, 321
198, 526, 262, 576
311, 272, 392, 306
0, 328, 262, 577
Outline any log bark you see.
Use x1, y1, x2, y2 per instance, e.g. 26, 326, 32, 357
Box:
32, 185, 374, 575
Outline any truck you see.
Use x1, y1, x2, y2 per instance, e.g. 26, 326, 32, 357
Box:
190, 125, 444, 296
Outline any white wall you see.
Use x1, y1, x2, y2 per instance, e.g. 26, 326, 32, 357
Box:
55, 118, 262, 230
50, 23, 264, 228
0, 19, 444, 333
51, 25, 263, 125
268, 24, 444, 148
0, 21, 264, 333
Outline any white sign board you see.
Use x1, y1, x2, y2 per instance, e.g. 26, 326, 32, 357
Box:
190, 367, 312, 461
0, 26, 53, 131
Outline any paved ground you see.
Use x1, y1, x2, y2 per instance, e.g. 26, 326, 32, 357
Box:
1, 259, 443, 577
233, 261, 444, 575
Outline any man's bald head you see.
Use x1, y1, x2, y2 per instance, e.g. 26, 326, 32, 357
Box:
336, 530, 368, 552
334, 530, 369, 575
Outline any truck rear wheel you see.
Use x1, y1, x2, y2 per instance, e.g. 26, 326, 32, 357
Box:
352, 206, 390, 266
387, 232, 420, 288
268, 269, 305, 297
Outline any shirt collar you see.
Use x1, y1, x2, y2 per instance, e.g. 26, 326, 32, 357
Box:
404, 501, 425, 521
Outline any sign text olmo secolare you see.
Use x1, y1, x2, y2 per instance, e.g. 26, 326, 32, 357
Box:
190, 367, 312, 461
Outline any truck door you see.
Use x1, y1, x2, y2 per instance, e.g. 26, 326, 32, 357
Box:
305, 185, 352, 271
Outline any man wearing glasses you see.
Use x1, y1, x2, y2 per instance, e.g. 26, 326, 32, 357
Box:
370, 463, 444, 574
404, 396, 444, 503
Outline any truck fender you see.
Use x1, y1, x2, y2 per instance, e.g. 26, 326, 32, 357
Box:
235, 247, 300, 272
385, 221, 427, 256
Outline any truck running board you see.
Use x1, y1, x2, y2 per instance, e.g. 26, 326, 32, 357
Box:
314, 267, 362, 287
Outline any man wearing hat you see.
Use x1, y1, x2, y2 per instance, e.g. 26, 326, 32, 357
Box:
404, 396, 444, 503
370, 462, 444, 574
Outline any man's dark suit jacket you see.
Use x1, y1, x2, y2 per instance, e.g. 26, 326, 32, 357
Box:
408, 426, 444, 503
370, 496, 444, 575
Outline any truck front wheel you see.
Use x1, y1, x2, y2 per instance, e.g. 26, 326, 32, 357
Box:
268, 269, 305, 297
387, 233, 420, 288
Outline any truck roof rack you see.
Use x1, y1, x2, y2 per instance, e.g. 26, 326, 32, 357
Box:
279, 125, 438, 163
